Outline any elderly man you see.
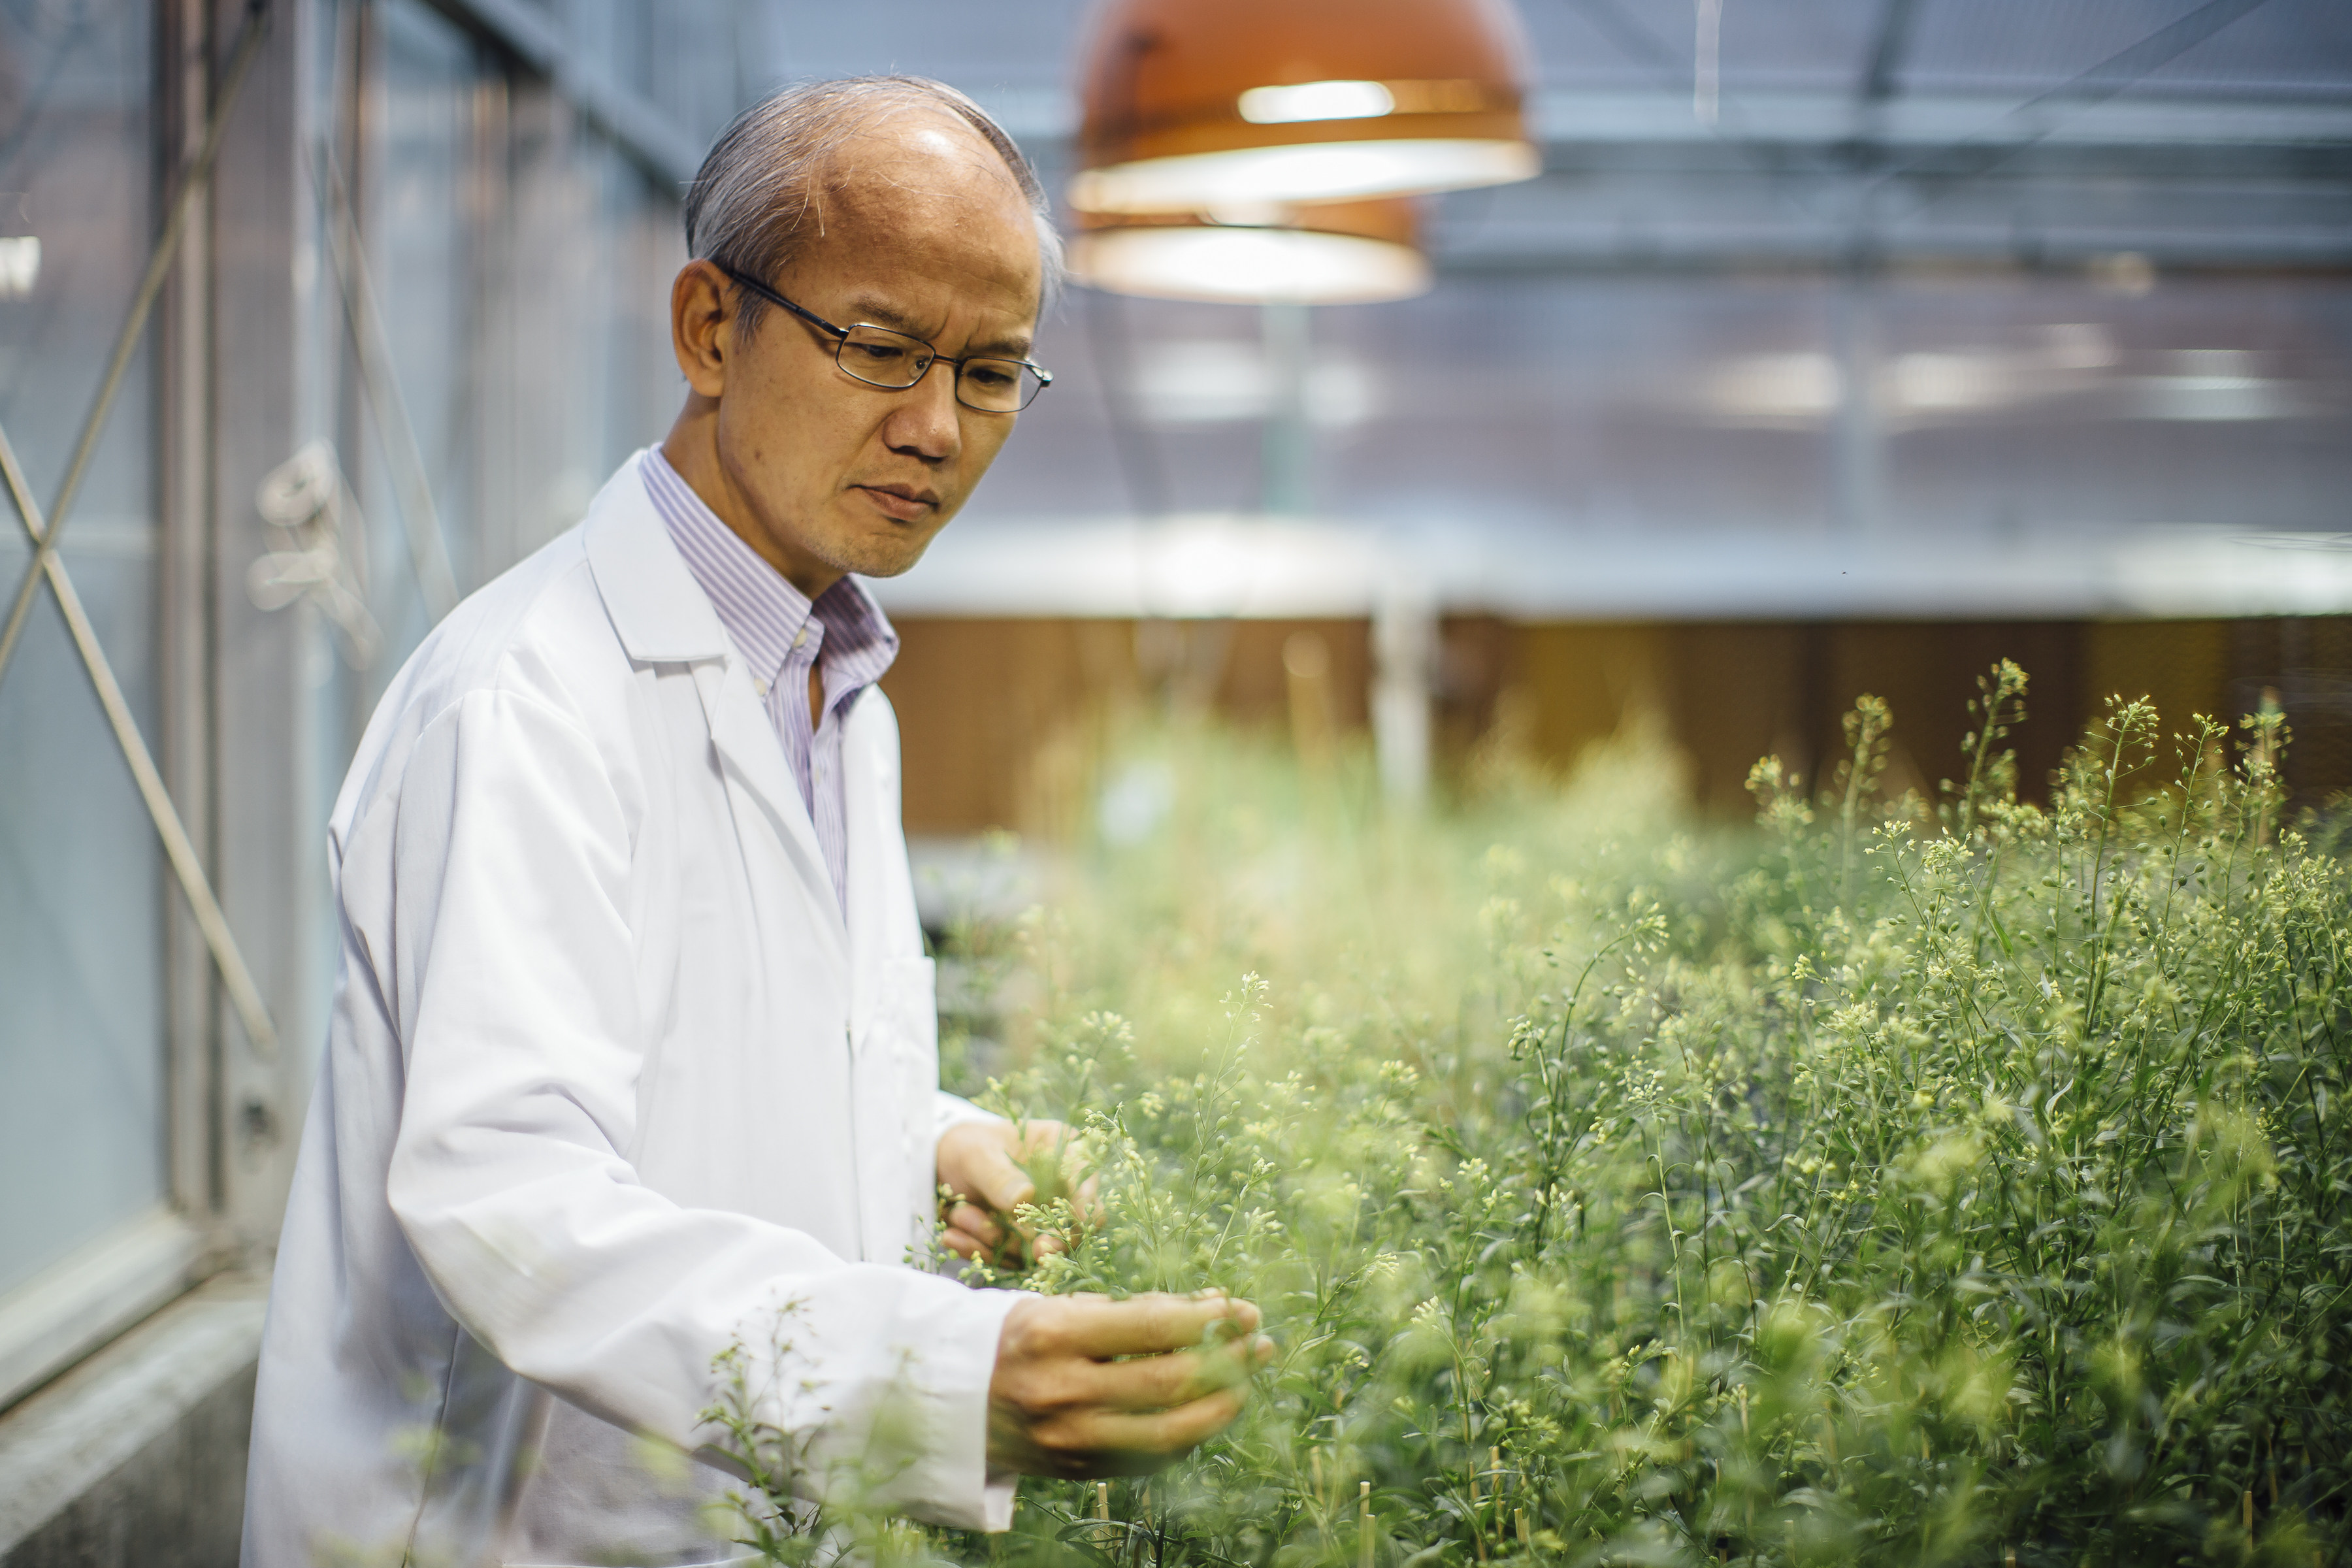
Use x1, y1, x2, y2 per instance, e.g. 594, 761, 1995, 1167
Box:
242, 78, 1266, 1568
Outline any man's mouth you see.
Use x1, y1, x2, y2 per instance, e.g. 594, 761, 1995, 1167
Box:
854, 483, 940, 523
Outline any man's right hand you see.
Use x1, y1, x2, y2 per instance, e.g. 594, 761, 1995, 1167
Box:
987, 1292, 1273, 1478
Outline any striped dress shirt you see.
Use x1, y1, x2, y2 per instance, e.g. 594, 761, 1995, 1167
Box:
641, 448, 900, 913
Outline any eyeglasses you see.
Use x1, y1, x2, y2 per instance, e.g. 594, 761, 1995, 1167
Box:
720, 267, 1053, 414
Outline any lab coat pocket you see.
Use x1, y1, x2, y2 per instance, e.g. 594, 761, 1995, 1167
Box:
874, 954, 939, 1065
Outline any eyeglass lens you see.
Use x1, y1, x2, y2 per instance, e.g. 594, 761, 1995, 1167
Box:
834, 324, 1043, 412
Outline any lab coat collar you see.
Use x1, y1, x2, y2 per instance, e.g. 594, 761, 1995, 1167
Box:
582, 450, 730, 664
585, 451, 851, 968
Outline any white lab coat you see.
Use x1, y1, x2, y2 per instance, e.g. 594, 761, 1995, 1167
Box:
242, 452, 1022, 1568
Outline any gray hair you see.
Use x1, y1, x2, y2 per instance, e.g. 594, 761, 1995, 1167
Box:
684, 76, 1065, 331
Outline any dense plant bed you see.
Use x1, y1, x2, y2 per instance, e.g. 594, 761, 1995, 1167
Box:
723, 667, 2351, 1567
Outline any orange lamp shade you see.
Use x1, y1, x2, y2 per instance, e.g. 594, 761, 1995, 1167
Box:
1070, 0, 1541, 215
1070, 199, 1431, 304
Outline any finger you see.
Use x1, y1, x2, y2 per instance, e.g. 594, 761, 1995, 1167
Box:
975, 1137, 1037, 1215
941, 1227, 986, 1260
945, 1202, 1005, 1249
1053, 1293, 1263, 1359
1016, 1119, 1069, 1158
1084, 1335, 1267, 1412
1073, 1384, 1252, 1469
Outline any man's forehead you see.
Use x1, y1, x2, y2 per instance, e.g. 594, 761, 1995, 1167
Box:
831, 112, 1023, 204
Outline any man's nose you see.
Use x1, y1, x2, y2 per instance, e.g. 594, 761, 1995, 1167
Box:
882, 361, 962, 463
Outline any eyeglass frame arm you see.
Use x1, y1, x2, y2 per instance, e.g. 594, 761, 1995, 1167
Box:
716, 266, 1052, 408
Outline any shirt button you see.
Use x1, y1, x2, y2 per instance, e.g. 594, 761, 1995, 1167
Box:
753, 678, 768, 696
792, 629, 809, 650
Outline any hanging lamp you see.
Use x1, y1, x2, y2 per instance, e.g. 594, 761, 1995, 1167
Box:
1069, 199, 1431, 304
1069, 0, 1540, 216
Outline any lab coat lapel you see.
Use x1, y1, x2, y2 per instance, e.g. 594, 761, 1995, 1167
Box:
584, 453, 849, 965
695, 661, 849, 962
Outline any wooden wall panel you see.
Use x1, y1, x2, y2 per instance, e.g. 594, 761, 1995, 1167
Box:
880, 615, 2352, 835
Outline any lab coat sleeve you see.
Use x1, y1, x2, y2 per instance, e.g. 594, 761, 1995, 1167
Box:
936, 1090, 1002, 1142
378, 687, 1022, 1531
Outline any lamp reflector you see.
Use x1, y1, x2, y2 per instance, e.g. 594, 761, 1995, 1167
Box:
1071, 138, 1537, 215
1070, 225, 1431, 304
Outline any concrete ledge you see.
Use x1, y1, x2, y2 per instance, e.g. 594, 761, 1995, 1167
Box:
0, 1274, 267, 1568
0, 1207, 210, 1411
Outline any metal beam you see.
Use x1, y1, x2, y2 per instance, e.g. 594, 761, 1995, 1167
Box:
419, 0, 706, 189
1857, 0, 1922, 109
1456, 93, 2352, 272
1527, 90, 2352, 150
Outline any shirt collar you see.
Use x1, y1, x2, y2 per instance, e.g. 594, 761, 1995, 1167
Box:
642, 447, 900, 695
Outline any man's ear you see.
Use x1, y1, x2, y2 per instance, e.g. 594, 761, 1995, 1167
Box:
670, 259, 735, 399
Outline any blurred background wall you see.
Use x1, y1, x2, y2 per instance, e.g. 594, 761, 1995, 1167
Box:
0, 1, 2346, 1561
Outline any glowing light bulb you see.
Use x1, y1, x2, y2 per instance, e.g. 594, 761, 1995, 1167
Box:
1238, 80, 1397, 124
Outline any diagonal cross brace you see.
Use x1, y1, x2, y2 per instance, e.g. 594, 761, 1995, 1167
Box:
0, 0, 280, 1058
0, 425, 278, 1057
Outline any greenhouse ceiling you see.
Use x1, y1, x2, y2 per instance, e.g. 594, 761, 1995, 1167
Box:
737, 0, 2352, 619
770, 0, 2352, 272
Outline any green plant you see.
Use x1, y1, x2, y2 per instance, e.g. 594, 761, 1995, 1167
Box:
713, 670, 2351, 1567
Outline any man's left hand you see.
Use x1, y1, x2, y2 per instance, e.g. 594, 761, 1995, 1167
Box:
936, 1119, 1098, 1267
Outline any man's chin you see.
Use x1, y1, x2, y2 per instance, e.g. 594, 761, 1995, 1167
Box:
831, 527, 943, 581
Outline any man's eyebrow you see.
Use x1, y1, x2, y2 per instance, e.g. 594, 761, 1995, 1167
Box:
966, 332, 1036, 359
844, 295, 1034, 359
843, 295, 928, 334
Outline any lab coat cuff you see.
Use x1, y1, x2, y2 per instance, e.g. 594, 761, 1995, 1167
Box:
935, 1090, 1004, 1143
911, 1282, 1030, 1532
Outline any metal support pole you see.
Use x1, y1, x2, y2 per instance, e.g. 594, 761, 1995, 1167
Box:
1260, 301, 1313, 517
1372, 581, 1434, 809
1829, 259, 1883, 536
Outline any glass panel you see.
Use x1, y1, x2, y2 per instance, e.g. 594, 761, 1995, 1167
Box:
314, 0, 691, 780
0, 0, 165, 1298
358, 0, 483, 687
498, 126, 681, 551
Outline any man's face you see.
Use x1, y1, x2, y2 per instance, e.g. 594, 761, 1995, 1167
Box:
693, 116, 1043, 584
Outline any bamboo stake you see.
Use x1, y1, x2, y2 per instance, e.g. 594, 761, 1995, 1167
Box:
1359, 1481, 1373, 1568
1469, 1460, 1487, 1563
1490, 1446, 1505, 1558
